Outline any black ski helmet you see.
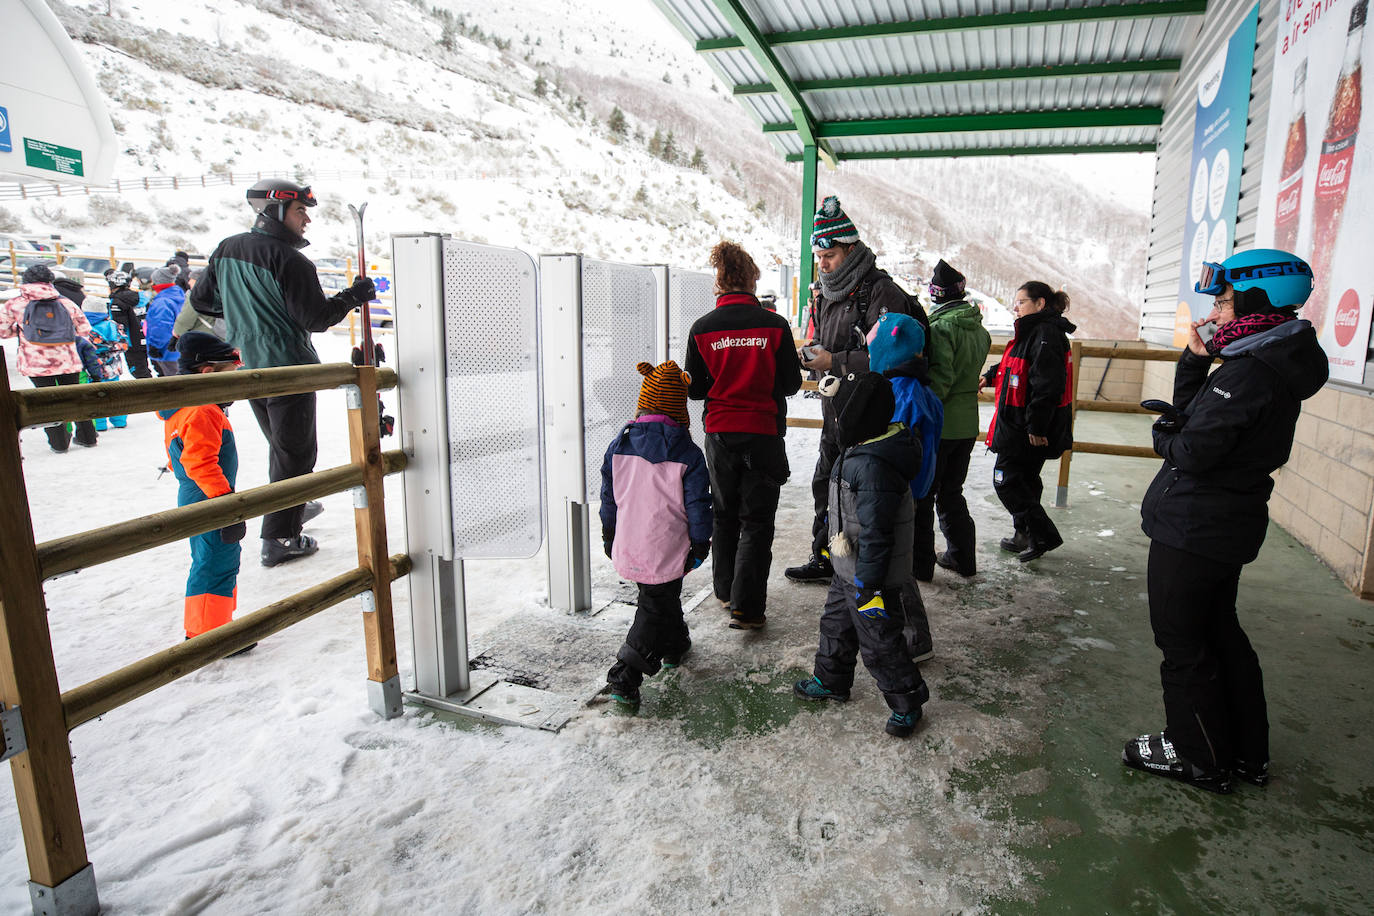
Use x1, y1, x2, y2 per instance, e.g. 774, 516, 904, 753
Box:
246, 178, 317, 223
106, 269, 131, 288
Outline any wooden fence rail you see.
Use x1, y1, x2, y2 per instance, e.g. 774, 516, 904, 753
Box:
0, 357, 407, 913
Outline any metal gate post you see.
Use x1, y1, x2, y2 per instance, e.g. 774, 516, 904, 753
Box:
1056, 340, 1084, 508
540, 255, 592, 613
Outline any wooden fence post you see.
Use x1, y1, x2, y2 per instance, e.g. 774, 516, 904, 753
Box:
1056, 340, 1084, 508
346, 367, 402, 718
0, 356, 98, 914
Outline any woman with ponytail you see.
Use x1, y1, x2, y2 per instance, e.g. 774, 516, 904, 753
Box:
979, 281, 1075, 562
683, 241, 803, 629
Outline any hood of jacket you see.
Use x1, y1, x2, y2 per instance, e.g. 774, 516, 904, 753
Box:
929, 298, 985, 329
14, 282, 61, 303
252, 211, 310, 250
1223, 319, 1328, 401
1014, 309, 1076, 337
847, 423, 920, 480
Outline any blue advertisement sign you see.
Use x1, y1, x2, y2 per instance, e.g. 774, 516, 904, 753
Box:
1174, 5, 1261, 345
0, 106, 11, 153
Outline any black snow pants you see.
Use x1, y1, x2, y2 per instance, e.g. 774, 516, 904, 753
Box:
813, 575, 927, 714
250, 391, 318, 540
914, 436, 978, 577
607, 578, 688, 691
706, 432, 788, 621
31, 373, 97, 451
992, 452, 1061, 548
1148, 540, 1268, 769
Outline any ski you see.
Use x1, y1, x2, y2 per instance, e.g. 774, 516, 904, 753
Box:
348, 201, 374, 366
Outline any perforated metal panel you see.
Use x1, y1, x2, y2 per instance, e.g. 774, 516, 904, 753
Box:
579, 259, 659, 502
441, 239, 543, 558
668, 268, 716, 448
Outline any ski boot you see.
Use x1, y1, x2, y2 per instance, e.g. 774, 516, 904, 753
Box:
1122, 733, 1233, 794
261, 534, 319, 568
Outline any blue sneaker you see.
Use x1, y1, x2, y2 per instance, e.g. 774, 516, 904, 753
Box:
793, 676, 849, 702
885, 710, 921, 738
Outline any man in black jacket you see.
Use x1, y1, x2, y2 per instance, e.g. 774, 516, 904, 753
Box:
1125, 248, 1327, 795
193, 178, 375, 567
785, 196, 925, 584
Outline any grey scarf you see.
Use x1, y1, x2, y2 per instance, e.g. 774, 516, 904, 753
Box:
819, 240, 875, 301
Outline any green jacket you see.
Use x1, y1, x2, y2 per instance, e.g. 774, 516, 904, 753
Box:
192, 215, 355, 369
926, 299, 992, 440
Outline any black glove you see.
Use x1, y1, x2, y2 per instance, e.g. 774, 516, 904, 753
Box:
220, 521, 247, 543
603, 528, 615, 559
351, 342, 386, 367
685, 540, 710, 573
342, 276, 377, 306
167, 335, 179, 352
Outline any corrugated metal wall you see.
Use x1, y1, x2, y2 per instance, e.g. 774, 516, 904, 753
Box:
1141, 0, 1278, 343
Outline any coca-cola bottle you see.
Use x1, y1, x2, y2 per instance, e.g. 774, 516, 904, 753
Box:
1309, 0, 1365, 334
1274, 60, 1308, 252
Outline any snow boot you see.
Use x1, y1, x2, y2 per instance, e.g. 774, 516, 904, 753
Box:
728, 610, 766, 630
785, 554, 833, 584
110, 415, 127, 428
94, 417, 108, 432
1018, 533, 1064, 563
793, 676, 849, 703
661, 640, 692, 669
885, 709, 922, 738
936, 552, 975, 577
1232, 758, 1270, 787
999, 532, 1028, 553
261, 534, 319, 567
607, 684, 640, 707
1122, 733, 1233, 794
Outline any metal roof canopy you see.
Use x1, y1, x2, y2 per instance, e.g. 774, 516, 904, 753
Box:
648, 0, 1207, 298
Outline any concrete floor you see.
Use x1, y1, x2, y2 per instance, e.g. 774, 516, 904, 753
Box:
628, 411, 1374, 911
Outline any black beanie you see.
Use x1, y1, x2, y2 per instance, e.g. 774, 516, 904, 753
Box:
832, 371, 895, 448
21, 263, 54, 285
177, 331, 240, 374
929, 259, 966, 303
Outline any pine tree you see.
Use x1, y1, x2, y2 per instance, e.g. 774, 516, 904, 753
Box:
648, 129, 662, 158
690, 146, 706, 172
661, 130, 678, 164
608, 106, 627, 136
634, 184, 649, 205
533, 75, 547, 97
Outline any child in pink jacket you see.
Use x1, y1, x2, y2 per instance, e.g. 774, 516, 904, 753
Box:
600, 361, 712, 707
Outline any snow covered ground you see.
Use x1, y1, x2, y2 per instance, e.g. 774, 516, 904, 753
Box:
1, 316, 1119, 912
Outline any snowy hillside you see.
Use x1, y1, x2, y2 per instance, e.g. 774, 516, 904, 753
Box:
7, 0, 1152, 336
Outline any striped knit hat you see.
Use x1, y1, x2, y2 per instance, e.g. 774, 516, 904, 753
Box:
636, 360, 691, 427
811, 195, 860, 251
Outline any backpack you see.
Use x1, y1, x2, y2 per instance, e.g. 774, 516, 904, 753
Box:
854, 271, 930, 345
21, 297, 77, 346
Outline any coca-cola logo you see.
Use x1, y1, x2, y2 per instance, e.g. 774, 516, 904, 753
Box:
1334, 288, 1361, 347
1277, 185, 1302, 219
1318, 157, 1352, 189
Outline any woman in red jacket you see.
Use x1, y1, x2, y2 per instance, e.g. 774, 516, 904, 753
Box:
980, 281, 1075, 562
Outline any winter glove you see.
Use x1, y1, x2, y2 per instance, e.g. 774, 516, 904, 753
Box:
167, 335, 179, 352
855, 585, 887, 620
220, 521, 247, 544
351, 342, 386, 367
341, 276, 377, 306
684, 540, 711, 573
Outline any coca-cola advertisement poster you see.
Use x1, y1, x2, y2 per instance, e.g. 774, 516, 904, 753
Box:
1175, 5, 1261, 347
1258, 0, 1370, 383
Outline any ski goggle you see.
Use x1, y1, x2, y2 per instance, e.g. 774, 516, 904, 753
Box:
1195, 258, 1313, 295
248, 186, 317, 207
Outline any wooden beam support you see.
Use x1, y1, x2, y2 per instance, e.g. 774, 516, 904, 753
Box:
347, 368, 400, 689
0, 353, 93, 894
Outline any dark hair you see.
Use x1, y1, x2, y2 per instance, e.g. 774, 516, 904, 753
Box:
710, 240, 760, 295
1018, 281, 1070, 315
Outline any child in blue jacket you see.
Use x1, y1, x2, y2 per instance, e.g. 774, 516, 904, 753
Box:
600, 361, 712, 707
145, 264, 184, 377
161, 332, 249, 645
82, 303, 129, 429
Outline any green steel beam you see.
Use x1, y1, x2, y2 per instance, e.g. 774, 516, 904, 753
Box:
697, 0, 1207, 52
783, 142, 1158, 162
704, 0, 830, 156
761, 107, 1163, 136
798, 145, 818, 328
732, 58, 1184, 96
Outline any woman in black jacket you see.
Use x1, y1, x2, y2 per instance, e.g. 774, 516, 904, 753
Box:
1124, 248, 1327, 794
980, 281, 1075, 562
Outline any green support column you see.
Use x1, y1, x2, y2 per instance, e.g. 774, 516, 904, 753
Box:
798, 144, 818, 329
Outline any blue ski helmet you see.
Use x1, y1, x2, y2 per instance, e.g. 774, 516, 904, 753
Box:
1194, 248, 1313, 309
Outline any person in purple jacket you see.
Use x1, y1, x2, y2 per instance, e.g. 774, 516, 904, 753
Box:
600, 360, 713, 708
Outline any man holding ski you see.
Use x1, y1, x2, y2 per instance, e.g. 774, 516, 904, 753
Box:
191, 178, 376, 567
